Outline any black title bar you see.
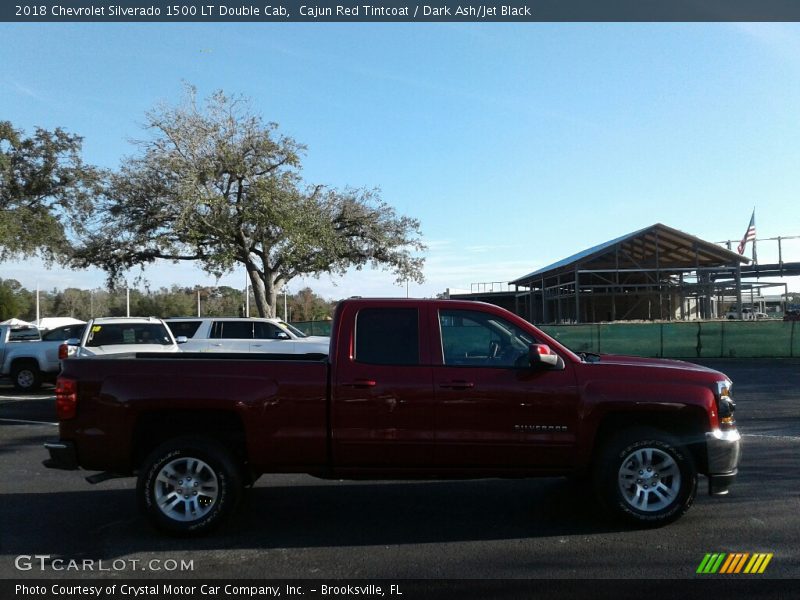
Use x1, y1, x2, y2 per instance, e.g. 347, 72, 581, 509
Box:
6, 0, 800, 22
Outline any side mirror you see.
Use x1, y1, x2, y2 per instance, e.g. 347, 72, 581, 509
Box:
175, 336, 188, 344
529, 344, 563, 369
276, 332, 290, 340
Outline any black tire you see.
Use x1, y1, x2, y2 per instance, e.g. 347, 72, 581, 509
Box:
593, 428, 697, 527
11, 361, 42, 392
137, 437, 243, 535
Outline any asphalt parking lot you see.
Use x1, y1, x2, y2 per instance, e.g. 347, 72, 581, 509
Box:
1, 359, 798, 581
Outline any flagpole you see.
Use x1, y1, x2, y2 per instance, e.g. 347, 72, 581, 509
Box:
752, 207, 758, 264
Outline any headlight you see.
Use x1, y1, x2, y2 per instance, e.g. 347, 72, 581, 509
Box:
715, 379, 736, 429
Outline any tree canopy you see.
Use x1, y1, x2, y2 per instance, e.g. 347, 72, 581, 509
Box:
0, 121, 103, 264
73, 86, 425, 317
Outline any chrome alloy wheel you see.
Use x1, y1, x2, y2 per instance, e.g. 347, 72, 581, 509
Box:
617, 447, 681, 512
154, 457, 219, 522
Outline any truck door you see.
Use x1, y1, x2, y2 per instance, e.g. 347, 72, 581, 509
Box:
332, 305, 435, 468
432, 308, 580, 469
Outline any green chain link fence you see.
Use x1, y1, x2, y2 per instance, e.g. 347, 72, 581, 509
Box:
541, 320, 799, 358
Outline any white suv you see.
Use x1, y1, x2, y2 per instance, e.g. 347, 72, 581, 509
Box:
74, 317, 182, 357
164, 317, 329, 355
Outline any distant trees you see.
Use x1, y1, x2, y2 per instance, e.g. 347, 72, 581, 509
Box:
0, 279, 27, 321
0, 281, 338, 323
0, 121, 103, 264
288, 287, 335, 321
71, 85, 425, 318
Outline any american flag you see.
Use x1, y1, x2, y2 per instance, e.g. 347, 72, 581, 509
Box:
737, 210, 756, 255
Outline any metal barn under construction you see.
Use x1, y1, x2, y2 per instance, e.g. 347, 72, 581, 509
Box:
451, 223, 793, 324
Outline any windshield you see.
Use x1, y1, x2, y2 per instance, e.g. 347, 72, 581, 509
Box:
277, 321, 307, 338
86, 323, 173, 347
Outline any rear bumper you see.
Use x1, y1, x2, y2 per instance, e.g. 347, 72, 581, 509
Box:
705, 429, 741, 496
43, 440, 79, 470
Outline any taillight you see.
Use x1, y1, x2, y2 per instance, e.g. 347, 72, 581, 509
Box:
55, 377, 77, 420
58, 343, 69, 360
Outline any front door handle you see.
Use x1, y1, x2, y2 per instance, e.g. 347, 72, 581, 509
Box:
439, 380, 475, 390
343, 379, 377, 388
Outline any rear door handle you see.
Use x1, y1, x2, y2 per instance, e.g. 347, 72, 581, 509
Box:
439, 380, 475, 390
343, 379, 377, 388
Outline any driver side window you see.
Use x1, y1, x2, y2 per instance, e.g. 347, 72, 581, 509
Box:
439, 309, 534, 368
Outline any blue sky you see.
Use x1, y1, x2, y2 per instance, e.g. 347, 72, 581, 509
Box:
2, 23, 800, 298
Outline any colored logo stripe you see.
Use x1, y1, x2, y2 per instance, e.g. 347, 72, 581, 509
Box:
744, 553, 773, 574
719, 553, 748, 573
698, 553, 773, 574
697, 553, 726, 573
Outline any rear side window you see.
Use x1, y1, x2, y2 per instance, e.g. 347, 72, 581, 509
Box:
165, 320, 202, 338
212, 321, 254, 339
9, 327, 40, 341
355, 308, 419, 365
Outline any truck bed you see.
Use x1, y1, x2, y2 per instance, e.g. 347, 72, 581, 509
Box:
58, 353, 330, 473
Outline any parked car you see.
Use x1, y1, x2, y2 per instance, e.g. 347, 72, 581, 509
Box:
164, 317, 329, 354
725, 307, 768, 320
46, 298, 740, 534
68, 317, 183, 357
0, 323, 86, 391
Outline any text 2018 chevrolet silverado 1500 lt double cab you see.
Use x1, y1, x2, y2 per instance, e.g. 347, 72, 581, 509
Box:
44, 299, 740, 534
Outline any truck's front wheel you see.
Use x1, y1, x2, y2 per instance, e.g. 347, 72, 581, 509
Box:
137, 437, 243, 535
594, 428, 697, 527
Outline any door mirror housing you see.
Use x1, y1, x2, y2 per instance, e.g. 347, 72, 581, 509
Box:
276, 332, 290, 340
175, 336, 188, 344
529, 344, 565, 370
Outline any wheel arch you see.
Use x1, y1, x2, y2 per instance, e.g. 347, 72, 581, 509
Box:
132, 409, 248, 473
589, 407, 710, 474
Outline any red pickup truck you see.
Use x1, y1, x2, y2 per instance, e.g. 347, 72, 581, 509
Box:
45, 298, 740, 534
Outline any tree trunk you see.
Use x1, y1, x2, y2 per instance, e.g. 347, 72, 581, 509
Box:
247, 268, 270, 318
267, 283, 278, 319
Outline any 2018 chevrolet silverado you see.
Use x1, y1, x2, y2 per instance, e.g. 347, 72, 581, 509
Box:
44, 298, 740, 534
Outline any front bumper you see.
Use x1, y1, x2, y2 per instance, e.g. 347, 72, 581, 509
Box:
705, 429, 741, 496
43, 440, 79, 470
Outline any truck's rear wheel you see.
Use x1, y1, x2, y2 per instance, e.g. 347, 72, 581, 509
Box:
594, 428, 696, 527
137, 437, 243, 535
12, 361, 42, 392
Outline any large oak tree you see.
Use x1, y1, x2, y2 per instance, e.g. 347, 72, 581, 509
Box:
73, 87, 425, 317
0, 121, 102, 263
